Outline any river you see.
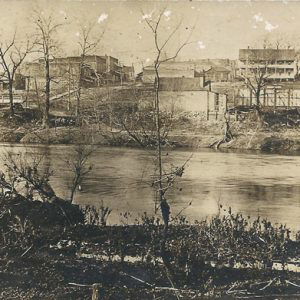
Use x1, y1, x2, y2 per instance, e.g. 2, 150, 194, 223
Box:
0, 144, 299, 231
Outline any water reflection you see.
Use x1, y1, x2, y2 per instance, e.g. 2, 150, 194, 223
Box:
0, 144, 299, 230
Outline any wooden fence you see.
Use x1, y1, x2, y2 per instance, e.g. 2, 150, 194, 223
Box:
234, 88, 300, 108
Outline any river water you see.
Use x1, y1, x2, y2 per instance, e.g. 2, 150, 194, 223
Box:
0, 144, 299, 230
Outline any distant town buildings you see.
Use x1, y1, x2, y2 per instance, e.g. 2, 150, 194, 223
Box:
238, 48, 297, 82
4, 45, 300, 113
20, 55, 133, 91
141, 59, 234, 85
121, 65, 135, 82
138, 76, 227, 119
142, 64, 197, 84
205, 66, 232, 82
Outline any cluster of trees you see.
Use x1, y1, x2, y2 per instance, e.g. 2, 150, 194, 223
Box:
0, 10, 104, 127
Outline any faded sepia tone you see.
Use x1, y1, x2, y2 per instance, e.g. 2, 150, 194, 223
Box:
0, 0, 299, 299
1, 0, 300, 68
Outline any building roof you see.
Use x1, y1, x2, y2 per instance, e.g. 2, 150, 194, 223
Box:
144, 61, 213, 72
205, 66, 231, 73
239, 49, 296, 61
54, 55, 107, 63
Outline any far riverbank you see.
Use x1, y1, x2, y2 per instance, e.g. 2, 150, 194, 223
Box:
2, 124, 300, 154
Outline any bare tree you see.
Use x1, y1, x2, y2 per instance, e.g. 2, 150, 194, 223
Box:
257, 33, 298, 50
74, 20, 104, 123
2, 151, 57, 202
241, 63, 269, 110
106, 92, 176, 148
65, 144, 93, 203
244, 39, 296, 117
0, 32, 35, 116
239, 49, 277, 115
143, 8, 194, 227
1, 150, 84, 226
142, 9, 195, 286
32, 11, 64, 128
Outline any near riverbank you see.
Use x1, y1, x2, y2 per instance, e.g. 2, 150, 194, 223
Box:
1, 193, 300, 299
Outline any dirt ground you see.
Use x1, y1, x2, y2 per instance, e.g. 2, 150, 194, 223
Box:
1, 251, 300, 300
1, 217, 299, 300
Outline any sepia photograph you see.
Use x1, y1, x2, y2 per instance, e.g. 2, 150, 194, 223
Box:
0, 0, 299, 299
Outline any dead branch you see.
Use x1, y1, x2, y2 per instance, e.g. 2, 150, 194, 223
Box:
68, 282, 91, 288
20, 244, 33, 257
259, 278, 276, 290
286, 280, 300, 288
120, 271, 154, 287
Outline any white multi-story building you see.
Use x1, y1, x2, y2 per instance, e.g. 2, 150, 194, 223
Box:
238, 49, 297, 82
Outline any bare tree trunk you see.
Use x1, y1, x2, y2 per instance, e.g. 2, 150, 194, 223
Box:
154, 70, 163, 201
8, 81, 14, 117
70, 174, 79, 203
34, 78, 42, 113
43, 57, 50, 128
256, 89, 261, 107
76, 87, 81, 120
154, 63, 173, 281
255, 91, 263, 123
75, 61, 84, 125
154, 65, 170, 228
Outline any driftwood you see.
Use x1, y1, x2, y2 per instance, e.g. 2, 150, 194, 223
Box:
226, 277, 300, 299
68, 275, 300, 300
20, 244, 33, 257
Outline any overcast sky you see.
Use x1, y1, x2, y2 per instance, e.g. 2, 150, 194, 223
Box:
1, 0, 300, 71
